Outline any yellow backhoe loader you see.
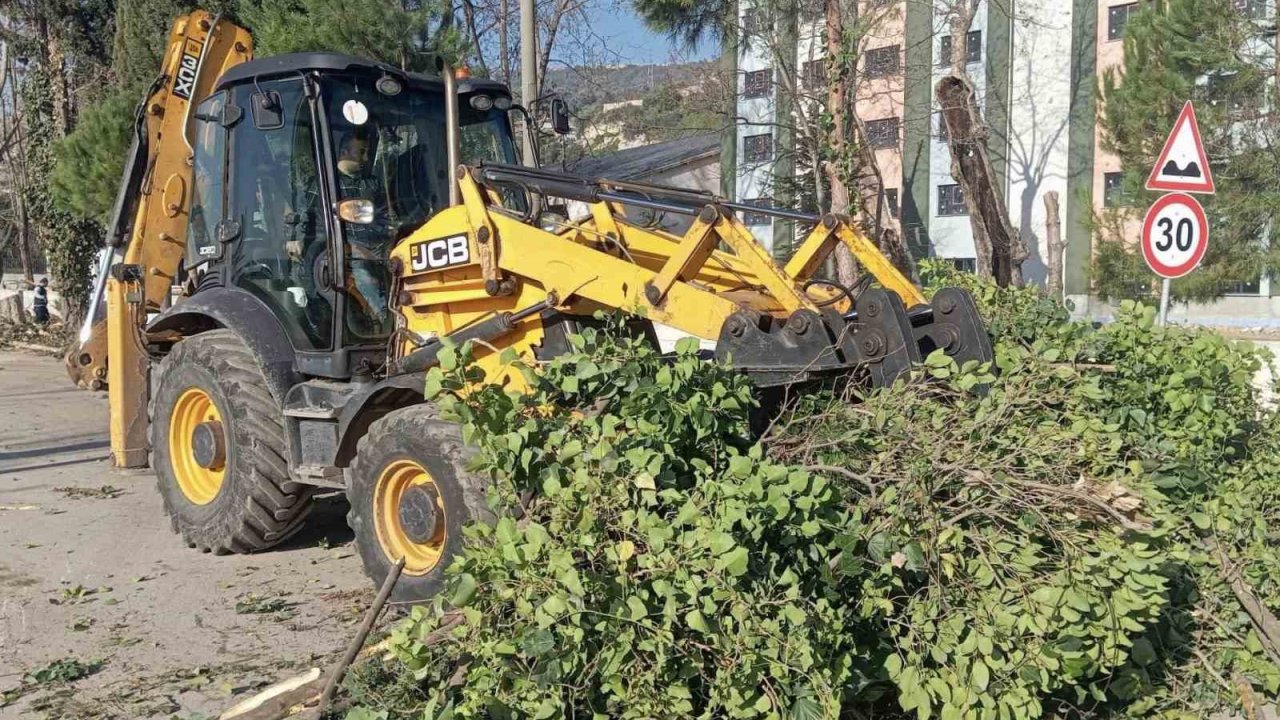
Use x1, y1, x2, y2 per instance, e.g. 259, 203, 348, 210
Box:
67, 11, 992, 602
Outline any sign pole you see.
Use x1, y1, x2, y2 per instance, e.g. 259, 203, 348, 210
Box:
1158, 277, 1171, 327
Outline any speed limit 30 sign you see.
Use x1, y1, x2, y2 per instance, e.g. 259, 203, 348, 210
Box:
1141, 192, 1208, 279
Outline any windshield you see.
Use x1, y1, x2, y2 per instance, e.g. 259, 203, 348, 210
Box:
321, 74, 518, 342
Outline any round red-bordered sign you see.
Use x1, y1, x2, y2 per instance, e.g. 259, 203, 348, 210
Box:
1141, 193, 1209, 279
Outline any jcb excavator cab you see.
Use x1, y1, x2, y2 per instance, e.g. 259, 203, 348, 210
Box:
182, 53, 519, 376
144, 53, 523, 600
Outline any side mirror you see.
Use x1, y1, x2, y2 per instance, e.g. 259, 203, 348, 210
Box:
251, 91, 283, 130
550, 98, 571, 136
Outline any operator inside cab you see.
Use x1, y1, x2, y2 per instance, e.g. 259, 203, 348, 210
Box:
334, 128, 391, 336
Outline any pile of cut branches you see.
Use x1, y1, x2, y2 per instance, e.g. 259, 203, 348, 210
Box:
0, 317, 72, 354
344, 267, 1280, 719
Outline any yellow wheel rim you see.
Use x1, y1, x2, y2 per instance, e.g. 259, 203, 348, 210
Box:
374, 459, 447, 576
168, 387, 225, 505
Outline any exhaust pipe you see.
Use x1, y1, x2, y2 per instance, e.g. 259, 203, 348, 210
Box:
440, 59, 461, 207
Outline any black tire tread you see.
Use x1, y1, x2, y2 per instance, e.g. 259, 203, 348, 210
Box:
347, 404, 492, 603
151, 329, 314, 554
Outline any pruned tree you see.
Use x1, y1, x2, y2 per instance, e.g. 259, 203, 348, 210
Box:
935, 0, 1024, 286
1044, 191, 1063, 300
634, 0, 915, 281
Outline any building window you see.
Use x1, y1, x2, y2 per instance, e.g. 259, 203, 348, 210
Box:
1108, 3, 1139, 41
743, 69, 772, 99
937, 183, 967, 216
743, 133, 774, 163
864, 45, 900, 78
939, 30, 982, 66
885, 188, 900, 218
865, 117, 900, 149
802, 59, 826, 90
743, 197, 774, 226
1234, 0, 1267, 19
951, 258, 977, 273
1103, 172, 1126, 207
742, 8, 771, 37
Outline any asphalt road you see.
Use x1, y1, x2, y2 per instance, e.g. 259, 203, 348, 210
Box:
0, 350, 371, 719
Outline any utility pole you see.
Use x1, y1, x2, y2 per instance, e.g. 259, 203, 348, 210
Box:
520, 0, 537, 166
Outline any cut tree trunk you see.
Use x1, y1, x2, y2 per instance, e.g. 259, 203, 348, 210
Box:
0, 293, 26, 323
1045, 191, 1064, 300
17, 197, 32, 283
936, 74, 1022, 286
824, 0, 857, 287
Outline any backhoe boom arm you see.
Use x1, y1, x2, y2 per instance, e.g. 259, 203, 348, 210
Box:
67, 12, 251, 468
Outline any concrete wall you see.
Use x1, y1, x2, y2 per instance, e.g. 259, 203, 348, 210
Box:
1004, 0, 1076, 286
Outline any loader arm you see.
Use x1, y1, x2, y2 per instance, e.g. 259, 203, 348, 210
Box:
67, 12, 252, 467
387, 164, 992, 390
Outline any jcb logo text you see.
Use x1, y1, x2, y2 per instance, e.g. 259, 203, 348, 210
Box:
410, 235, 470, 272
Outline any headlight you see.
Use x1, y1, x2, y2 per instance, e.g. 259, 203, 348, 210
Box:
376, 75, 402, 96
494, 96, 512, 110
539, 212, 567, 233
470, 94, 494, 111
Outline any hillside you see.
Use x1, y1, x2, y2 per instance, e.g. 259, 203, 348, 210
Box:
543, 60, 717, 113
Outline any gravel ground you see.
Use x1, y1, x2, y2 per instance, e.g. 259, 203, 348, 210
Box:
0, 351, 373, 720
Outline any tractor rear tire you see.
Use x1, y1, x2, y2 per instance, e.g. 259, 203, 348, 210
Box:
347, 404, 493, 604
151, 330, 314, 554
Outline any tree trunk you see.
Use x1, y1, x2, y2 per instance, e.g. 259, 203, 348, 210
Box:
824, 0, 857, 286
936, 74, 1021, 286
824, 162, 859, 284
44, 26, 70, 138
17, 197, 32, 283
499, 0, 511, 85
537, 0, 571, 101
942, 0, 1026, 285
950, 2, 974, 77
1044, 191, 1063, 301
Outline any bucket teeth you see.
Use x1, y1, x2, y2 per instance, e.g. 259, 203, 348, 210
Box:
715, 287, 993, 389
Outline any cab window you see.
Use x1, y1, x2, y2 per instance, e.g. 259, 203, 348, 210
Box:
225, 79, 334, 350
187, 92, 227, 268
320, 75, 520, 345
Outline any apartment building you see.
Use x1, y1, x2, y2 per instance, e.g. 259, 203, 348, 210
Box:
726, 0, 1280, 323
728, 0, 1087, 271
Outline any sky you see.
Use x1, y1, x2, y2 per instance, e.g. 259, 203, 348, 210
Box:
587, 4, 720, 65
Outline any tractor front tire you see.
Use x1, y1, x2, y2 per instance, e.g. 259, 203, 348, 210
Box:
151, 330, 313, 554
347, 405, 492, 604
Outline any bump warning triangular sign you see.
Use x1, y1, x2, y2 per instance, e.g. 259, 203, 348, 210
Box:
1146, 101, 1214, 194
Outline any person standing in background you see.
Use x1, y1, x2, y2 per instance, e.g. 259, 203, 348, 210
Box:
32, 277, 49, 325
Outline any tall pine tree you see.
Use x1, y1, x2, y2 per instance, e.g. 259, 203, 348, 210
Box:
240, 0, 464, 72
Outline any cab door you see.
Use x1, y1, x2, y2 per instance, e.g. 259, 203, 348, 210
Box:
222, 78, 337, 353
